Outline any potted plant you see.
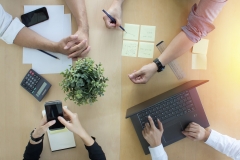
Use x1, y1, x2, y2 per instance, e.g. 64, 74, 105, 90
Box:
60, 57, 108, 106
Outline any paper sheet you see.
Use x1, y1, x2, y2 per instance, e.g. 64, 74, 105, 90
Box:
122, 40, 138, 57
192, 54, 207, 69
192, 39, 209, 55
123, 24, 140, 41
140, 25, 156, 42
138, 42, 154, 58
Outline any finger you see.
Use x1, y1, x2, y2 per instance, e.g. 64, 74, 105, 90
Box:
182, 131, 198, 138
191, 122, 199, 126
63, 35, 78, 49
128, 69, 143, 79
142, 130, 146, 138
40, 116, 47, 125
68, 41, 88, 58
145, 123, 150, 132
103, 16, 116, 29
58, 116, 70, 127
115, 20, 122, 28
62, 107, 75, 118
43, 120, 56, 129
148, 116, 155, 128
184, 127, 198, 133
157, 119, 163, 131
71, 46, 91, 60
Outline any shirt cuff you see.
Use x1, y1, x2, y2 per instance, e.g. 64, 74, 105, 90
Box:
205, 129, 221, 146
149, 144, 167, 159
1, 17, 25, 44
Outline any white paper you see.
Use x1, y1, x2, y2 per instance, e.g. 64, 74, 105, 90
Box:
42, 106, 76, 152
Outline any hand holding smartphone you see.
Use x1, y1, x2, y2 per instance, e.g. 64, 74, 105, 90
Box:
21, 7, 49, 27
45, 100, 65, 131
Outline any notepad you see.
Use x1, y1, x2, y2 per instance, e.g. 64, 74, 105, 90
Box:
192, 54, 207, 69
122, 40, 138, 57
140, 25, 156, 42
42, 106, 76, 152
123, 24, 140, 40
138, 42, 154, 58
192, 39, 209, 55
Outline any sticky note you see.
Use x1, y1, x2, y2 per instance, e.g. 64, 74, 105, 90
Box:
123, 24, 140, 40
49, 127, 68, 134
122, 40, 138, 57
192, 39, 209, 55
138, 42, 154, 58
192, 54, 207, 69
140, 25, 156, 42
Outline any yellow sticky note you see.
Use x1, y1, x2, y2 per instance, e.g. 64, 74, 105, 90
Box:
122, 40, 138, 57
138, 42, 154, 58
140, 25, 156, 42
123, 24, 140, 40
192, 39, 209, 54
49, 127, 68, 134
192, 54, 207, 69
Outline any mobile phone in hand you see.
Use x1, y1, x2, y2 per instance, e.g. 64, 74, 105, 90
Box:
21, 7, 49, 27
45, 100, 65, 131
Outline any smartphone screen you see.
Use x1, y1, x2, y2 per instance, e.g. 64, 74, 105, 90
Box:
45, 102, 65, 130
21, 7, 49, 27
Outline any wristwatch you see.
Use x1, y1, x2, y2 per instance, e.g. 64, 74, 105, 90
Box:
153, 58, 165, 72
30, 129, 44, 142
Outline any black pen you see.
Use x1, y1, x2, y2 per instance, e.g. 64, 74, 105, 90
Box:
37, 49, 59, 60
102, 9, 127, 33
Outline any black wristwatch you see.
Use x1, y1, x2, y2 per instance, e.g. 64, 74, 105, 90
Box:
153, 58, 165, 72
30, 129, 44, 142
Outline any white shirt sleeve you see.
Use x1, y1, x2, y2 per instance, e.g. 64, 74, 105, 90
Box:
0, 4, 25, 44
205, 129, 240, 160
149, 144, 168, 160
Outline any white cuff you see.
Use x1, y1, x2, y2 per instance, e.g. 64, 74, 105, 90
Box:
1, 17, 25, 44
205, 129, 221, 146
149, 144, 168, 160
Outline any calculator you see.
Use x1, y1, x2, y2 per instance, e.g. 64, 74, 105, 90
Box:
21, 69, 51, 101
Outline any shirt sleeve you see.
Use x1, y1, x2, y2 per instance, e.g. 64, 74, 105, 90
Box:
149, 144, 168, 160
85, 137, 106, 160
23, 140, 43, 160
0, 4, 25, 44
205, 129, 240, 160
181, 0, 227, 43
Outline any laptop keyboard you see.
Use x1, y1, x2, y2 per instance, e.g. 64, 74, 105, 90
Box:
137, 91, 195, 129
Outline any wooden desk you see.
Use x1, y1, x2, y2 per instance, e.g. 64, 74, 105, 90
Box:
0, 0, 121, 159
120, 0, 240, 160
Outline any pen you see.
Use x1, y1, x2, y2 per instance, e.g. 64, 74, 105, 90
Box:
102, 9, 127, 33
37, 49, 59, 60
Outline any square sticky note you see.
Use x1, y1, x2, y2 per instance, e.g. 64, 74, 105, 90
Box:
122, 40, 138, 57
192, 54, 207, 69
138, 42, 154, 58
140, 25, 156, 42
192, 39, 209, 55
123, 24, 140, 41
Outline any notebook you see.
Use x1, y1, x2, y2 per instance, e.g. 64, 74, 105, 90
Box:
42, 106, 76, 151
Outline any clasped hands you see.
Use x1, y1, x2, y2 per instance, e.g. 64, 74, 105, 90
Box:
56, 29, 90, 61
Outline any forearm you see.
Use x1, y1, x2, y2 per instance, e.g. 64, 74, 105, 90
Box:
78, 129, 94, 146
149, 144, 168, 160
113, 0, 125, 5
23, 140, 43, 160
64, 0, 89, 33
158, 31, 194, 66
13, 27, 58, 52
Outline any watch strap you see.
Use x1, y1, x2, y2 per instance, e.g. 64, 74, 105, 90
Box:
30, 129, 44, 142
153, 58, 165, 72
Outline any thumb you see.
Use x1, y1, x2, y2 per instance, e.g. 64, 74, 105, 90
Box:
128, 69, 143, 79
58, 116, 69, 127
43, 120, 56, 130
64, 35, 78, 49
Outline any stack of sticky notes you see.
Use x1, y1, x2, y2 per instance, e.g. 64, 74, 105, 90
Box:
122, 23, 156, 58
192, 39, 209, 70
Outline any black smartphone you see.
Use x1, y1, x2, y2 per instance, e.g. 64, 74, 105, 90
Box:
21, 7, 49, 27
45, 100, 65, 131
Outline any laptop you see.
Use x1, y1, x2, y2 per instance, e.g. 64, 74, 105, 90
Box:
126, 80, 209, 155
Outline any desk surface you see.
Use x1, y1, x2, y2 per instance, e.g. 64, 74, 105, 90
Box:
0, 0, 240, 160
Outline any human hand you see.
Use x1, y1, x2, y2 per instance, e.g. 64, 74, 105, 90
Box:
182, 122, 211, 142
58, 107, 87, 138
142, 116, 164, 148
32, 117, 56, 139
103, 1, 122, 29
64, 29, 91, 60
128, 63, 158, 84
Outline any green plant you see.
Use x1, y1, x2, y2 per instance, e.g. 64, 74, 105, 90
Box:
60, 57, 108, 106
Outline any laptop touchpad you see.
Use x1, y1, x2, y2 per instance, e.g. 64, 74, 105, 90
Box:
163, 122, 183, 142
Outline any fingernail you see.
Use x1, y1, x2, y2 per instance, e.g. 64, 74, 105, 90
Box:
64, 46, 69, 50
148, 115, 151, 118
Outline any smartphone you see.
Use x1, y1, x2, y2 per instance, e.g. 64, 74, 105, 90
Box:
21, 7, 49, 27
44, 100, 65, 131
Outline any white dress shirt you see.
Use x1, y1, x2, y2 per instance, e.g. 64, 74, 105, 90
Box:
149, 130, 240, 160
0, 4, 25, 44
